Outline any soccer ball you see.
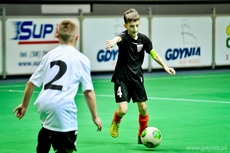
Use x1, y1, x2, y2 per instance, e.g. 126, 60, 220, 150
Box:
140, 126, 162, 148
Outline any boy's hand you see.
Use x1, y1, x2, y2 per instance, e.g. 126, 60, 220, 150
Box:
105, 36, 121, 51
105, 40, 114, 50
92, 116, 102, 132
165, 67, 176, 75
13, 104, 27, 119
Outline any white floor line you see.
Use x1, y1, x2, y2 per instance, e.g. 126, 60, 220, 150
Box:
147, 97, 230, 104
77, 93, 230, 104
0, 89, 39, 93
0, 73, 229, 85
1, 88, 229, 105
145, 74, 230, 80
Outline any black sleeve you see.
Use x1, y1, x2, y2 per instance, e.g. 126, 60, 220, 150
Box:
117, 31, 126, 46
143, 35, 153, 54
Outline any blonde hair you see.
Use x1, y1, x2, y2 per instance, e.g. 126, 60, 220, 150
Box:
123, 8, 140, 24
57, 19, 78, 43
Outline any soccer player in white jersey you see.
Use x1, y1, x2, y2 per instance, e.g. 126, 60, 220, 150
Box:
13, 19, 102, 153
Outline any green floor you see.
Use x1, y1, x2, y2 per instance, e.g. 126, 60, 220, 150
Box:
0, 70, 229, 153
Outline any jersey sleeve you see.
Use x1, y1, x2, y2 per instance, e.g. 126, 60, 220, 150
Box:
117, 31, 126, 45
29, 57, 46, 87
143, 35, 153, 54
80, 60, 94, 92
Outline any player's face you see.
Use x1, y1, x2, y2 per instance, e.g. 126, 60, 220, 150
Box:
124, 20, 141, 39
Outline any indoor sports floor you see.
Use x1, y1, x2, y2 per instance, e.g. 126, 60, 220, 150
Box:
0, 68, 229, 153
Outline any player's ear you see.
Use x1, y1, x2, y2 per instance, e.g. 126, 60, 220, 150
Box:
55, 33, 59, 39
55, 24, 59, 39
124, 23, 127, 29
75, 34, 79, 41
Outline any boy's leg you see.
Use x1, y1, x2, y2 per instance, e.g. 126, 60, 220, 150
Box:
110, 110, 121, 138
36, 127, 51, 153
137, 102, 149, 144
51, 130, 77, 153
110, 82, 129, 138
110, 102, 128, 138
133, 84, 148, 144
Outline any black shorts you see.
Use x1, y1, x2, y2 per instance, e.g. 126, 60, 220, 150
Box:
114, 81, 148, 103
36, 127, 77, 153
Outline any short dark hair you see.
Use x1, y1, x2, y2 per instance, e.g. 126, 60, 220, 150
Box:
123, 8, 140, 24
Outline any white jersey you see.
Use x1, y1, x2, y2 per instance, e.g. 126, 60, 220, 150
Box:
30, 45, 94, 132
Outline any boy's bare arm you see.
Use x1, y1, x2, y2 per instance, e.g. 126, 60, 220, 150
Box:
84, 90, 102, 131
105, 36, 121, 50
150, 49, 176, 75
13, 81, 35, 119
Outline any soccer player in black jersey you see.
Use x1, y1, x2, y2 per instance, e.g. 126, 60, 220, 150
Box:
105, 8, 176, 144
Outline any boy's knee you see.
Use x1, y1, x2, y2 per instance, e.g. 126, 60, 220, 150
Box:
118, 105, 128, 115
118, 108, 128, 115
138, 104, 148, 114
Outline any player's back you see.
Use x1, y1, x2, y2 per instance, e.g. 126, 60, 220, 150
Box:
30, 44, 92, 131
33, 44, 91, 106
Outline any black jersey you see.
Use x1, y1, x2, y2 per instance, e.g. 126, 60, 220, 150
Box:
111, 30, 153, 85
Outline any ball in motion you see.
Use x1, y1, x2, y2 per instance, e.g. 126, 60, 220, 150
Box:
141, 126, 162, 148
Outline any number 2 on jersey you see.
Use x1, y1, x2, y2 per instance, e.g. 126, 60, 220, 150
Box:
44, 60, 67, 91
